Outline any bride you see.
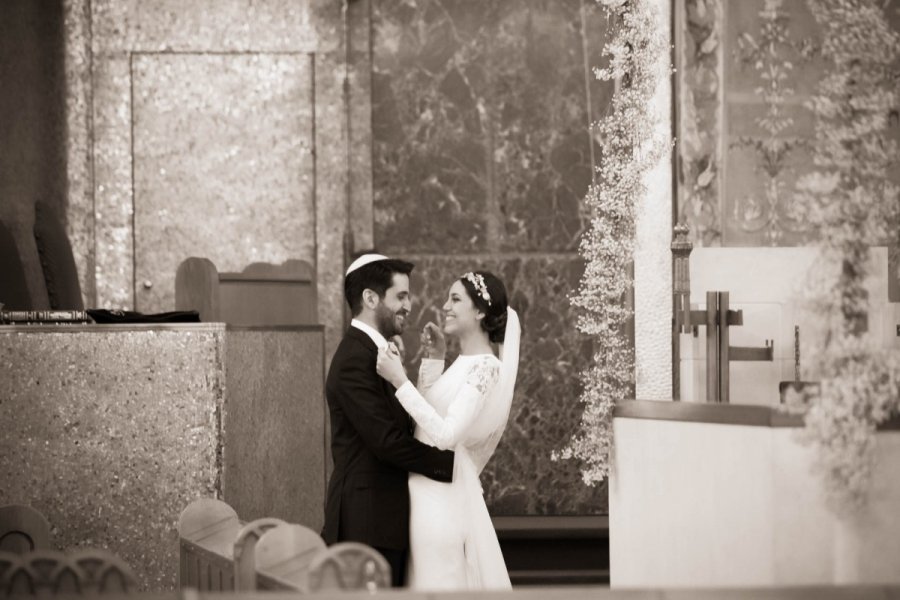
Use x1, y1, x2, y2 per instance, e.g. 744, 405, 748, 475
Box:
376, 270, 520, 590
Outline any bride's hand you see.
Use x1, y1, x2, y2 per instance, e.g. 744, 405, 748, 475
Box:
376, 346, 409, 388
420, 322, 446, 359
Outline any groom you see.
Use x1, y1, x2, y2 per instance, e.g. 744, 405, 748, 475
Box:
321, 253, 454, 587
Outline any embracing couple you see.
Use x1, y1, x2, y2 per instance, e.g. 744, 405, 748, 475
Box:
321, 253, 520, 590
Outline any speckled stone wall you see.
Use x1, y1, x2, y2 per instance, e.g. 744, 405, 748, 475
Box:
85, 1, 320, 312
223, 326, 326, 533
131, 53, 315, 312
61, 0, 351, 359
371, 0, 613, 515
0, 323, 328, 590
0, 324, 226, 591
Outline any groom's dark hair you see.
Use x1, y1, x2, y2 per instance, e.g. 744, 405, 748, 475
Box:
344, 254, 414, 317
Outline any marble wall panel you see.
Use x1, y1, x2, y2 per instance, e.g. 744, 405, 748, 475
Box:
400, 255, 607, 515
224, 327, 326, 532
371, 0, 612, 515
371, 0, 611, 255
131, 53, 315, 312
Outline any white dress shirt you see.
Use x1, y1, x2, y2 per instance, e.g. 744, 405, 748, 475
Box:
351, 318, 389, 350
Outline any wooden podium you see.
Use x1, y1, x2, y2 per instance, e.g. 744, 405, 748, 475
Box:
175, 257, 316, 325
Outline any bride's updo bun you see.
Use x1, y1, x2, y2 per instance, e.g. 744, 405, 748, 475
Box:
459, 271, 508, 344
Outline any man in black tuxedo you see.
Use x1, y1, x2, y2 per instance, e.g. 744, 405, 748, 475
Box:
321, 253, 454, 587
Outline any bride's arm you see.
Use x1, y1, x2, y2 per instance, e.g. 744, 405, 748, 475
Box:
417, 358, 445, 395
394, 357, 499, 450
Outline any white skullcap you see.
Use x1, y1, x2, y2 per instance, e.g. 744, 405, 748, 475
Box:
345, 253, 389, 276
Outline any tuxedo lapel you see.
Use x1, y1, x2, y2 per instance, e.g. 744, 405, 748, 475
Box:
345, 327, 412, 428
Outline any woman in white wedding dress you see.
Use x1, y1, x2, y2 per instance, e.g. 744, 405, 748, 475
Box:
376, 271, 520, 591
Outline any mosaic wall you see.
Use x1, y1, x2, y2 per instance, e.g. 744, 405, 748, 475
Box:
371, 0, 614, 515
677, 0, 900, 247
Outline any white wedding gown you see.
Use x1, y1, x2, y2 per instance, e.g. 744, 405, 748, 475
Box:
395, 353, 512, 591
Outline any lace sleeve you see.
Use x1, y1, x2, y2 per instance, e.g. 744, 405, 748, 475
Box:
465, 357, 499, 395
394, 356, 499, 450
417, 358, 445, 395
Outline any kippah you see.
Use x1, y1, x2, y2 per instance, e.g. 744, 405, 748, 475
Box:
345, 253, 389, 276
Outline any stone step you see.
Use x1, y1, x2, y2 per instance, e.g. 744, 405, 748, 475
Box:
494, 515, 609, 587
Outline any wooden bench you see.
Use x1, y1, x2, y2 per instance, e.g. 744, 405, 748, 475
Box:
177, 499, 391, 593
175, 258, 317, 325
0, 504, 52, 554
0, 548, 137, 595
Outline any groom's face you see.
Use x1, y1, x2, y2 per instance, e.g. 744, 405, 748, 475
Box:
374, 273, 411, 338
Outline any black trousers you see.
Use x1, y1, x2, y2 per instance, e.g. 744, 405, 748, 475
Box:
373, 546, 407, 588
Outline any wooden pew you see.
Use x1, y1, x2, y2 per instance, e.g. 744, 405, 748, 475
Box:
0, 548, 137, 595
254, 523, 326, 591
0, 504, 52, 554
177, 499, 391, 593
232, 518, 285, 591
307, 542, 392, 592
177, 499, 240, 591
175, 258, 317, 326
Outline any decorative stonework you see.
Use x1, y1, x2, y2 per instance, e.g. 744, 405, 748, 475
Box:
677, 0, 724, 247
729, 0, 815, 246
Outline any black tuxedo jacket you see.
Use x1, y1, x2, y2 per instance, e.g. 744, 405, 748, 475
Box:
321, 326, 454, 550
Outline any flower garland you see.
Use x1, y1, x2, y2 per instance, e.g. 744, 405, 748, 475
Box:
793, 0, 900, 513
554, 0, 669, 485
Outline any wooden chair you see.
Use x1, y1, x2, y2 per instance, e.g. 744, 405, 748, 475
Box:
254, 523, 326, 591
0, 551, 34, 596
0, 505, 52, 554
22, 549, 85, 594
306, 542, 392, 593
70, 548, 137, 593
175, 257, 317, 325
232, 518, 285, 591
177, 498, 240, 591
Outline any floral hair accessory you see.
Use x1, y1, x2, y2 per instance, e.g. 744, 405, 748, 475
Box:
462, 272, 491, 306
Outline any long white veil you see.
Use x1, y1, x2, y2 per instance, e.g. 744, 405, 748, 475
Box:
457, 307, 520, 589
465, 307, 521, 473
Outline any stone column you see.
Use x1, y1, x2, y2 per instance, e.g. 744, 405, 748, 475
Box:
634, 0, 673, 401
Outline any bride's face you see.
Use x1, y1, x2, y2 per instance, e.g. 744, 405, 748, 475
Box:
441, 280, 484, 338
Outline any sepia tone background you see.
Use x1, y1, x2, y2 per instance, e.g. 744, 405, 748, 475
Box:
3, 0, 899, 521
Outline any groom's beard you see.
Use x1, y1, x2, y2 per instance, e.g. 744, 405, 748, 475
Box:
375, 303, 407, 338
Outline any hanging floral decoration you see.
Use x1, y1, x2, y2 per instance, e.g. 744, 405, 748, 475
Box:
791, 0, 900, 514
554, 0, 670, 485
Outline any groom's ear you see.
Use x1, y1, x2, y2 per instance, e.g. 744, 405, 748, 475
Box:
362, 288, 379, 309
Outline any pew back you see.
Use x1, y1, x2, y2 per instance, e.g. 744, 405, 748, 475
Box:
0, 504, 52, 554
177, 499, 240, 591
255, 523, 327, 591
175, 258, 316, 325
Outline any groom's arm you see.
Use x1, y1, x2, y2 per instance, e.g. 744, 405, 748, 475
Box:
335, 355, 454, 483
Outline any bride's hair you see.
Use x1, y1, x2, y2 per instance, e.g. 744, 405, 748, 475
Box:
459, 271, 508, 344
